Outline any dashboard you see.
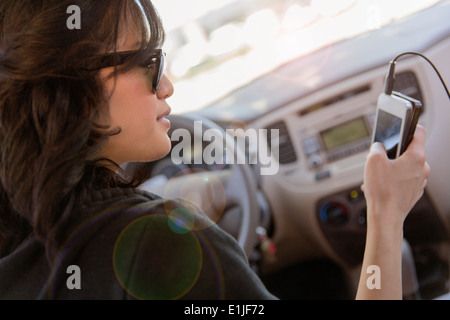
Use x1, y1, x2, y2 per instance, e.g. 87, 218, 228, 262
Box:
139, 1, 450, 299
188, 0, 450, 299
248, 49, 449, 271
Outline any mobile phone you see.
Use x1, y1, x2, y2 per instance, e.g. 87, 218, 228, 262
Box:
396, 91, 422, 151
371, 92, 421, 159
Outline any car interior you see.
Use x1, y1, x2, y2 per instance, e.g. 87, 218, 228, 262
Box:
131, 0, 450, 300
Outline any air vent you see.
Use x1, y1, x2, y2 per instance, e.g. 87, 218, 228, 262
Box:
266, 121, 297, 164
299, 85, 371, 117
393, 71, 424, 112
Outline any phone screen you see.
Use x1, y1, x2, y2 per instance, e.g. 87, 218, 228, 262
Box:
373, 109, 402, 159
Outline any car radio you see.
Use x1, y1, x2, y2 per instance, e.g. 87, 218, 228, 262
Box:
300, 113, 375, 170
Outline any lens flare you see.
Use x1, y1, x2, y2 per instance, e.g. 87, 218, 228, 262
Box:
162, 168, 227, 229
113, 214, 202, 300
168, 206, 195, 234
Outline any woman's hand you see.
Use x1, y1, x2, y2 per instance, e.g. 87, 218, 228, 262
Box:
356, 125, 430, 300
362, 125, 430, 230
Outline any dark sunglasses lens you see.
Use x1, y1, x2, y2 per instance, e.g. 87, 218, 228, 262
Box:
154, 53, 164, 92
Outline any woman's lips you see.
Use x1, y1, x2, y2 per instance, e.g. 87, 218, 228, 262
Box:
157, 108, 171, 128
158, 117, 171, 128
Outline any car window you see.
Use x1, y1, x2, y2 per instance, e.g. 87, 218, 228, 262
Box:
152, 0, 443, 114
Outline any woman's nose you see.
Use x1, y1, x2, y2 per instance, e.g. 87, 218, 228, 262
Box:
157, 74, 174, 100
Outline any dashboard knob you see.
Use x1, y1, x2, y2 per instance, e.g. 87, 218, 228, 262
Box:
308, 154, 323, 169
320, 202, 349, 226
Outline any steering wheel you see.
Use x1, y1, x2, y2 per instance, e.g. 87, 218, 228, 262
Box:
140, 113, 261, 258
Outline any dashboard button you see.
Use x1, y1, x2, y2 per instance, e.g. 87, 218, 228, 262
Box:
308, 154, 323, 169
348, 189, 363, 202
315, 171, 331, 181
302, 136, 320, 155
320, 202, 349, 226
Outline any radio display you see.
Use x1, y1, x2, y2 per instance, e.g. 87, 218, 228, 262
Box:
320, 117, 370, 151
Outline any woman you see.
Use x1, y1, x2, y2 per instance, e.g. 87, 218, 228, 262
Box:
0, 0, 430, 300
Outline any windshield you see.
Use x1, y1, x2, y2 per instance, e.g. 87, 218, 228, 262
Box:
152, 0, 443, 114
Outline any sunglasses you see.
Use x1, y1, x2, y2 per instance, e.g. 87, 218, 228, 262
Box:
83, 49, 165, 93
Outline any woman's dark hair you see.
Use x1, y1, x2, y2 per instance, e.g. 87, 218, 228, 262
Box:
0, 0, 165, 259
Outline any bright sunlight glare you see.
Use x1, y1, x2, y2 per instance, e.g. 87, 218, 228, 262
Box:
151, 0, 442, 114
